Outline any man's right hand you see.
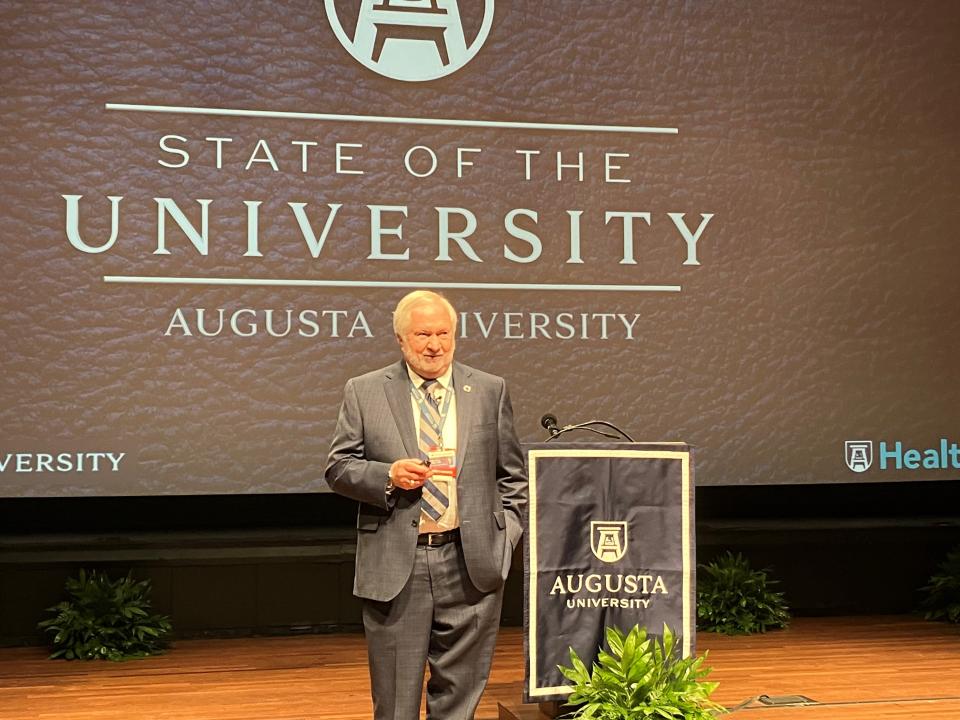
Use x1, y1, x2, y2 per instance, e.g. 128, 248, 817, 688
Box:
389, 458, 433, 490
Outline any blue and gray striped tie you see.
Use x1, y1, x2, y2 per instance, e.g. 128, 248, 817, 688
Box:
419, 379, 449, 522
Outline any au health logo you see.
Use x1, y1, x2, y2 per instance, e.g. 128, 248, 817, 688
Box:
845, 440, 873, 473
325, 0, 495, 82
845, 438, 960, 472
591, 521, 628, 564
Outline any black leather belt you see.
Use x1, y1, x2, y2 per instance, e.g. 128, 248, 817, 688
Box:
417, 528, 460, 547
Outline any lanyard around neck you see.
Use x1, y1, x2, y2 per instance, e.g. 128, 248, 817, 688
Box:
410, 379, 453, 442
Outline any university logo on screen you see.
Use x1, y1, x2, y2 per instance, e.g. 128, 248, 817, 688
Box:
60, 0, 715, 344
325, 0, 495, 81
845, 439, 960, 473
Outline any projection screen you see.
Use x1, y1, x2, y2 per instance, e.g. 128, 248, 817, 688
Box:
1, 0, 957, 495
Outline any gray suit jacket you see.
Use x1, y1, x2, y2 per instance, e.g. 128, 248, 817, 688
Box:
325, 360, 527, 602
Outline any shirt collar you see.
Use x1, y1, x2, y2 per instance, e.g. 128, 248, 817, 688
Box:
406, 363, 453, 391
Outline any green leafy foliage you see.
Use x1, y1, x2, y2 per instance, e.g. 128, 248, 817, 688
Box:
919, 545, 960, 624
557, 624, 725, 719
37, 569, 172, 661
697, 551, 790, 635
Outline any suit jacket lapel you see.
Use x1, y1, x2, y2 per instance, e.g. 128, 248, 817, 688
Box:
454, 362, 475, 468
384, 361, 419, 458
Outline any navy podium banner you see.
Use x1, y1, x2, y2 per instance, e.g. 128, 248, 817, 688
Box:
522, 442, 695, 703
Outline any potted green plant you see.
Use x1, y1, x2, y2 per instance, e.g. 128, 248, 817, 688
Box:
918, 544, 960, 624
697, 551, 789, 635
557, 624, 724, 719
37, 569, 172, 660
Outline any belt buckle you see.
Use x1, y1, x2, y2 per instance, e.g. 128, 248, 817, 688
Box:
427, 531, 444, 547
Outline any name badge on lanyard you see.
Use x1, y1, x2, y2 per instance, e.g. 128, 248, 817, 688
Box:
427, 448, 457, 478
412, 380, 457, 475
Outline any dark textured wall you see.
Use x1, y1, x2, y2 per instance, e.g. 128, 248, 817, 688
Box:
1, 1, 958, 495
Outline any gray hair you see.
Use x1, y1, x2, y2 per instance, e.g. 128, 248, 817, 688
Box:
393, 290, 457, 336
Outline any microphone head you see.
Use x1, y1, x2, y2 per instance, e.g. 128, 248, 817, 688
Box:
540, 413, 558, 429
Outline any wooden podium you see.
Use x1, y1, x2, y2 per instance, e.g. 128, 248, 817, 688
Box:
500, 442, 696, 719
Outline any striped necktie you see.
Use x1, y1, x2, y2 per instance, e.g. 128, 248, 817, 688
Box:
418, 379, 443, 452
419, 379, 449, 523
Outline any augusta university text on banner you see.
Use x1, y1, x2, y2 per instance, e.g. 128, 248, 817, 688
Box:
523, 443, 695, 702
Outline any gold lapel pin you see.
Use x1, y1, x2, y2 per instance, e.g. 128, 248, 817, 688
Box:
463, 385, 472, 393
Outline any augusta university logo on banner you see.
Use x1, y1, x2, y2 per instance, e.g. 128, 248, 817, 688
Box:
591, 521, 628, 563
325, 0, 495, 81
525, 446, 695, 703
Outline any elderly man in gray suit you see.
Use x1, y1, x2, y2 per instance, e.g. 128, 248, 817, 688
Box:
325, 290, 527, 720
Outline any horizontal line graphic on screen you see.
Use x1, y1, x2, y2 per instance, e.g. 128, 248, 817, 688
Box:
102, 276, 682, 292
105, 103, 679, 135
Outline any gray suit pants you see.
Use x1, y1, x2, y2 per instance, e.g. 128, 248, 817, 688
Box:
362, 540, 504, 720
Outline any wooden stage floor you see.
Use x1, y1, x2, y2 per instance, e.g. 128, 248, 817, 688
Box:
1, 616, 957, 719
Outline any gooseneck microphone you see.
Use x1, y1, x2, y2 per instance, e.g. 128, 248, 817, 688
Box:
541, 413, 636, 443
540, 413, 561, 437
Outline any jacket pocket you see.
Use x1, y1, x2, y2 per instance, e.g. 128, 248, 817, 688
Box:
357, 514, 381, 531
